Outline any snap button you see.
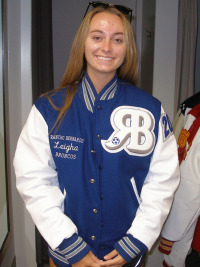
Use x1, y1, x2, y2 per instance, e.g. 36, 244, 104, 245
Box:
93, 209, 97, 213
100, 194, 104, 200
90, 179, 95, 184
97, 134, 101, 140
97, 105, 103, 110
99, 165, 103, 170
91, 236, 96, 240
91, 149, 95, 154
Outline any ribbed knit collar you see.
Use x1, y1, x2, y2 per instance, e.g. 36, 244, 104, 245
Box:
81, 72, 118, 113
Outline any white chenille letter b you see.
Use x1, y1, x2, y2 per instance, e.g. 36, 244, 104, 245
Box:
101, 106, 155, 156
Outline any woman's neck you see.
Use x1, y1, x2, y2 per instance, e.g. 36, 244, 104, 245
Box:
87, 71, 116, 94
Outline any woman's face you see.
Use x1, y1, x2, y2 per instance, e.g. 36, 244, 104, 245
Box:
84, 12, 127, 80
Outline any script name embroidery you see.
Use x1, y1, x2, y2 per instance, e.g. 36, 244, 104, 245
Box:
53, 142, 79, 153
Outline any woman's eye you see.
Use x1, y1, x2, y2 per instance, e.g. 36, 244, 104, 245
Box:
114, 38, 123, 43
93, 36, 102, 41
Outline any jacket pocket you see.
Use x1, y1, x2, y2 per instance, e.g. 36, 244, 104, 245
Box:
130, 177, 141, 205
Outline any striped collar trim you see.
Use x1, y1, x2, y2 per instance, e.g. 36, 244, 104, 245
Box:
82, 74, 118, 113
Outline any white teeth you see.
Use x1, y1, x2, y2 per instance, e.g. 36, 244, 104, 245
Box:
97, 56, 113, 61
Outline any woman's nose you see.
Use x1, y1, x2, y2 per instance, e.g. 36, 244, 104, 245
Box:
102, 39, 112, 52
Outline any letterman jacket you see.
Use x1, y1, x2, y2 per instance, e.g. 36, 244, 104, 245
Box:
14, 73, 180, 266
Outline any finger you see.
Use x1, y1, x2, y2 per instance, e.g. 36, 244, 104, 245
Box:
99, 258, 118, 266
103, 249, 118, 260
89, 251, 101, 263
72, 253, 101, 267
99, 255, 126, 266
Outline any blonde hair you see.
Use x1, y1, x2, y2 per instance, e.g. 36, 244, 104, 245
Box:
47, 5, 138, 131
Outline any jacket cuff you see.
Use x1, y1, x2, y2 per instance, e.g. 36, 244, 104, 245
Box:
49, 234, 91, 266
158, 237, 174, 255
114, 234, 148, 263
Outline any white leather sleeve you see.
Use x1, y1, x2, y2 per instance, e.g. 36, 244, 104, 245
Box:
13, 105, 78, 249
127, 106, 180, 249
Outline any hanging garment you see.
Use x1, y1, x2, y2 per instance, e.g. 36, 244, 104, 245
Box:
158, 104, 200, 267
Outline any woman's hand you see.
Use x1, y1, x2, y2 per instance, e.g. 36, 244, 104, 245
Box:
72, 251, 101, 267
99, 249, 127, 267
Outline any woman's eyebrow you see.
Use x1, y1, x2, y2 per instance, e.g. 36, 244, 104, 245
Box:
90, 30, 124, 35
90, 30, 104, 34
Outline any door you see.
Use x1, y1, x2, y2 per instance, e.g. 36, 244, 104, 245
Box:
0, 0, 15, 266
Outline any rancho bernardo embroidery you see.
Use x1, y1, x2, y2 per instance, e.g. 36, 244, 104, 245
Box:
50, 135, 85, 160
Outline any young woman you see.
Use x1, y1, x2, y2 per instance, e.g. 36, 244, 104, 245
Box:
14, 3, 180, 267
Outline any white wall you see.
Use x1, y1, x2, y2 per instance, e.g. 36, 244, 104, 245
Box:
152, 0, 179, 121
139, 0, 156, 95
7, 0, 35, 266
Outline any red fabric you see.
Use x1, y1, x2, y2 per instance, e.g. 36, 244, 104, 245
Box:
191, 217, 200, 253
163, 260, 173, 267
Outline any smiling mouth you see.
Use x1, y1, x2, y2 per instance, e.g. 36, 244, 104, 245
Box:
97, 56, 114, 61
